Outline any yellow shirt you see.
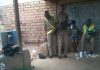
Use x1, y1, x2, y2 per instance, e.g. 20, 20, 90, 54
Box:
83, 24, 95, 35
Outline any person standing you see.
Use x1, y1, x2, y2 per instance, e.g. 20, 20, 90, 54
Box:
70, 20, 79, 53
44, 11, 57, 58
81, 18, 96, 57
57, 6, 69, 58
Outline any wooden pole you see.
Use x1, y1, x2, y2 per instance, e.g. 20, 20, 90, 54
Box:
13, 0, 22, 50
13, 1, 25, 69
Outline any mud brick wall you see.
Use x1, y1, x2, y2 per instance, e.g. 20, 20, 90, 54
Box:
1, 5, 15, 30
0, 0, 56, 44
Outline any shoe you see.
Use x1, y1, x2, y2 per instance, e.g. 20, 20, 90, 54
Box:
90, 51, 94, 55
58, 56, 62, 59
63, 55, 67, 58
49, 56, 53, 58
54, 55, 58, 57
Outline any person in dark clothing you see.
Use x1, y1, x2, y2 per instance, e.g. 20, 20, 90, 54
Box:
70, 20, 79, 53
3, 44, 14, 56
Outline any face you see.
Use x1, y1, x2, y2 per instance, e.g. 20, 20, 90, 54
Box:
44, 11, 50, 19
70, 20, 76, 29
70, 25, 74, 29
86, 19, 91, 26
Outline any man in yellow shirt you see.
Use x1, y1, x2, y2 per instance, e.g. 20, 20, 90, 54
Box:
81, 18, 95, 57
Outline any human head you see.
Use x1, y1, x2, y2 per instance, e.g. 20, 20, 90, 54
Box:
58, 5, 68, 22
70, 20, 76, 29
60, 5, 66, 14
70, 20, 76, 25
86, 18, 92, 26
44, 11, 51, 19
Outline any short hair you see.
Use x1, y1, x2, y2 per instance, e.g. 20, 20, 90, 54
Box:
70, 20, 76, 25
44, 11, 49, 15
87, 18, 92, 22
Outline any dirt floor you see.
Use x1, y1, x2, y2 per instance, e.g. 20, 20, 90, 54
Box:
23, 44, 100, 70
0, 44, 100, 70
1, 43, 99, 70
32, 54, 100, 70
0, 50, 32, 70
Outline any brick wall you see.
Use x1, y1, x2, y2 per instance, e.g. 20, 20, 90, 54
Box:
1, 5, 15, 30
0, 0, 56, 44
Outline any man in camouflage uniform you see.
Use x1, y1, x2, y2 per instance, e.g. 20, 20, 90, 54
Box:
57, 6, 69, 58
44, 11, 57, 58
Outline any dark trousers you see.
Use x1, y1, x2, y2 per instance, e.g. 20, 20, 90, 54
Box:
81, 35, 95, 52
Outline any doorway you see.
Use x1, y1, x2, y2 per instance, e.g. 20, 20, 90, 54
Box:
65, 2, 100, 52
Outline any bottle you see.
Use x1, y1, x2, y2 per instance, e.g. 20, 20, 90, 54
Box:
84, 51, 86, 58
0, 63, 7, 70
79, 52, 83, 58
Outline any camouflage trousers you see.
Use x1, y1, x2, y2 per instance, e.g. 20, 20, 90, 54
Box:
57, 31, 69, 57
47, 34, 57, 57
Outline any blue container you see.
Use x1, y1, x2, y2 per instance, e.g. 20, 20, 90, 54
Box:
1, 31, 17, 48
1, 31, 12, 48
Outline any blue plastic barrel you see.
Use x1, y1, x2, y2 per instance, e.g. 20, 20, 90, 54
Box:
1, 31, 12, 48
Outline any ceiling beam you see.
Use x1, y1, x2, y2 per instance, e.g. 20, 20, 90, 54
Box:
45, 0, 98, 5
58, 0, 96, 4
